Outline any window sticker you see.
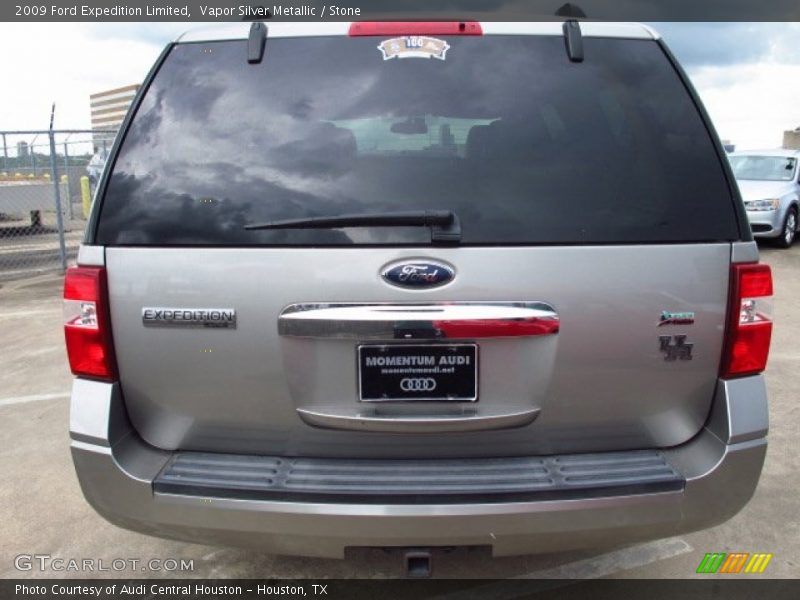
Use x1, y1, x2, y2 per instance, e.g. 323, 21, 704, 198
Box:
378, 37, 451, 61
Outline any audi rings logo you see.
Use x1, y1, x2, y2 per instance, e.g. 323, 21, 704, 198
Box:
400, 377, 437, 392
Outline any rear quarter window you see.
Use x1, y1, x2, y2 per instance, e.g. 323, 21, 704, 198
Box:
94, 35, 739, 246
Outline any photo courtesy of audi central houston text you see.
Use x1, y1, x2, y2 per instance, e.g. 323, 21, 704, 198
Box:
2, 2, 800, 587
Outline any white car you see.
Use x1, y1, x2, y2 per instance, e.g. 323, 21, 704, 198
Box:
730, 149, 800, 248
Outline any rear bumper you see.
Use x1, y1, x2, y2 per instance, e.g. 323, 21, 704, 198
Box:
69, 377, 768, 558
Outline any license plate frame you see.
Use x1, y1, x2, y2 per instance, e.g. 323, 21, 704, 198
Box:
357, 343, 478, 402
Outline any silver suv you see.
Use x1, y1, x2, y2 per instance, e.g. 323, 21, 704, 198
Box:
65, 21, 772, 562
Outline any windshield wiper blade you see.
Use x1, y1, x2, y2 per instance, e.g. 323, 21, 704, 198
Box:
244, 210, 461, 244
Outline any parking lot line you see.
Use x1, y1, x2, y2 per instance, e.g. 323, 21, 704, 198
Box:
515, 538, 693, 579
429, 539, 693, 599
0, 308, 59, 319
0, 391, 69, 407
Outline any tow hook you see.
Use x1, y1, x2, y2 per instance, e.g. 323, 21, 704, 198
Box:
404, 549, 433, 577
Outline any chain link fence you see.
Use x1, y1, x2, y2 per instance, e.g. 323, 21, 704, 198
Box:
0, 129, 114, 282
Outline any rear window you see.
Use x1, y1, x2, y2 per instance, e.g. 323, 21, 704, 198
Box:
730, 155, 797, 181
95, 35, 739, 246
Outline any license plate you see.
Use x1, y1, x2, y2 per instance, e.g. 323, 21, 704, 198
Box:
358, 344, 478, 402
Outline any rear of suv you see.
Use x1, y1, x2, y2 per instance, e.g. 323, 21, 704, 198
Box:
66, 21, 771, 559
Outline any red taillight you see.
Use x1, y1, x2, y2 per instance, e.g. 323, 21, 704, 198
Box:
348, 21, 483, 36
64, 266, 117, 381
433, 317, 560, 339
720, 263, 773, 378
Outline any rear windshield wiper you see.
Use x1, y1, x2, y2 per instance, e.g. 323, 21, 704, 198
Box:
244, 210, 461, 244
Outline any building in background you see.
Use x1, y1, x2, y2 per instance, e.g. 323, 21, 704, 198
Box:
783, 127, 800, 150
89, 84, 140, 150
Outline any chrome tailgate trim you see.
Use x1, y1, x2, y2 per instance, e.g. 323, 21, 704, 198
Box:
278, 301, 559, 340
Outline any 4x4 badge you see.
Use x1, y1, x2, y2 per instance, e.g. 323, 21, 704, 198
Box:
659, 335, 693, 361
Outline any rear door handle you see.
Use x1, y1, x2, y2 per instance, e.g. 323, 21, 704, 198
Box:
278, 302, 559, 340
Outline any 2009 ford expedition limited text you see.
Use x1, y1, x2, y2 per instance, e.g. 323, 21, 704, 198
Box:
65, 21, 771, 561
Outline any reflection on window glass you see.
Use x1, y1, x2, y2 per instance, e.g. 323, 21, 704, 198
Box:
328, 116, 498, 157
729, 156, 797, 181
96, 36, 738, 246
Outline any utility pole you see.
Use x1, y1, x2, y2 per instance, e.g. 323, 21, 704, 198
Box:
49, 103, 67, 271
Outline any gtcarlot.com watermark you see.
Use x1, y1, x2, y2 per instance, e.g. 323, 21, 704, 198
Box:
14, 554, 194, 573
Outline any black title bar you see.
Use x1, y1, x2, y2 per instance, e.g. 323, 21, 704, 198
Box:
4, 579, 800, 600
4, 0, 800, 22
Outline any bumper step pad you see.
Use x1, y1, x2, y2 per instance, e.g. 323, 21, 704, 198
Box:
154, 449, 683, 504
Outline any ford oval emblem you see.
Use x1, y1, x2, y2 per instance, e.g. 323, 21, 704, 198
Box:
381, 259, 455, 289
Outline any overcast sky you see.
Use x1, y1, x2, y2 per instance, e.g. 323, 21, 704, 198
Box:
0, 22, 799, 150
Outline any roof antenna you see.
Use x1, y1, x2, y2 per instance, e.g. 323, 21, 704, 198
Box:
248, 21, 267, 64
